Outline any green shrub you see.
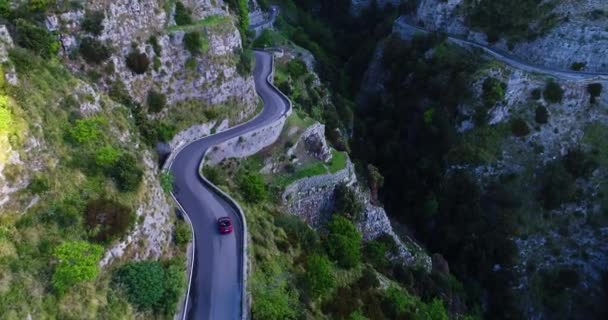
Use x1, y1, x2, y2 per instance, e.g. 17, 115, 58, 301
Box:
108, 153, 143, 192
85, 198, 134, 243
587, 83, 603, 104
69, 117, 106, 145
304, 254, 335, 298
95, 145, 121, 168
535, 105, 549, 124
79, 37, 111, 64
147, 90, 166, 113
570, 62, 586, 71
174, 1, 192, 26
543, 80, 564, 103
482, 77, 506, 107
160, 260, 185, 315
530, 88, 542, 100
326, 215, 362, 269
113, 261, 166, 310
203, 165, 227, 185
538, 162, 576, 210
174, 219, 191, 245
52, 241, 103, 293
15, 18, 59, 59
126, 51, 150, 74
251, 262, 298, 320
237, 171, 267, 203
383, 286, 410, 317
28, 175, 49, 194
510, 118, 530, 137
27, 0, 54, 12
364, 240, 389, 270
184, 31, 203, 55
160, 171, 174, 193
82, 10, 105, 36
286, 59, 307, 79
333, 183, 363, 221
275, 214, 319, 252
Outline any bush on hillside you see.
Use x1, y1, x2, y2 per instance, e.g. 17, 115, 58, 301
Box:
530, 88, 542, 100
482, 77, 506, 107
543, 80, 564, 103
510, 118, 530, 137
237, 49, 252, 76
107, 153, 143, 192
148, 35, 162, 56
174, 1, 192, 26
174, 219, 191, 245
287, 59, 307, 79
304, 254, 335, 298
52, 240, 103, 293
95, 145, 121, 169
237, 171, 267, 203
364, 240, 390, 270
126, 51, 150, 74
85, 198, 134, 243
15, 18, 59, 59
535, 105, 549, 124
82, 10, 105, 36
147, 90, 166, 113
326, 215, 362, 269
274, 213, 319, 252
113, 261, 166, 310
184, 31, 203, 55
588, 83, 603, 104
333, 183, 363, 221
79, 37, 112, 64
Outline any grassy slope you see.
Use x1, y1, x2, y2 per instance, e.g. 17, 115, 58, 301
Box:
0, 49, 183, 319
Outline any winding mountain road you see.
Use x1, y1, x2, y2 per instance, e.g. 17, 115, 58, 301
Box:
394, 16, 608, 81
169, 50, 289, 320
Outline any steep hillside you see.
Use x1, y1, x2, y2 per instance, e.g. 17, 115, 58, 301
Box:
414, 0, 608, 72
0, 0, 255, 318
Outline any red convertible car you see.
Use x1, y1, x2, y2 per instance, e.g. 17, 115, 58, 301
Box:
217, 217, 233, 234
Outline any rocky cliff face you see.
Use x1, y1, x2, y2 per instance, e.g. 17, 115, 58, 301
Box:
282, 123, 432, 270
414, 0, 608, 72
47, 0, 257, 125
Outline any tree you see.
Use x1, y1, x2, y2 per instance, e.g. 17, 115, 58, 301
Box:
160, 171, 174, 193
126, 51, 150, 74
237, 171, 267, 203
52, 241, 103, 293
113, 261, 166, 310
326, 215, 362, 268
79, 37, 112, 64
304, 254, 335, 298
510, 117, 530, 137
174, 1, 192, 26
15, 18, 59, 59
562, 148, 597, 178
543, 80, 564, 103
108, 153, 143, 192
286, 59, 307, 79
184, 31, 203, 55
82, 11, 105, 36
333, 184, 363, 221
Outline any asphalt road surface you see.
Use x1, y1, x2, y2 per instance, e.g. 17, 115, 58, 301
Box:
170, 50, 289, 320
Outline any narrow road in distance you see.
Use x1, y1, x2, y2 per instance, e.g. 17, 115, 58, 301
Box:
169, 50, 290, 320
394, 16, 608, 81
